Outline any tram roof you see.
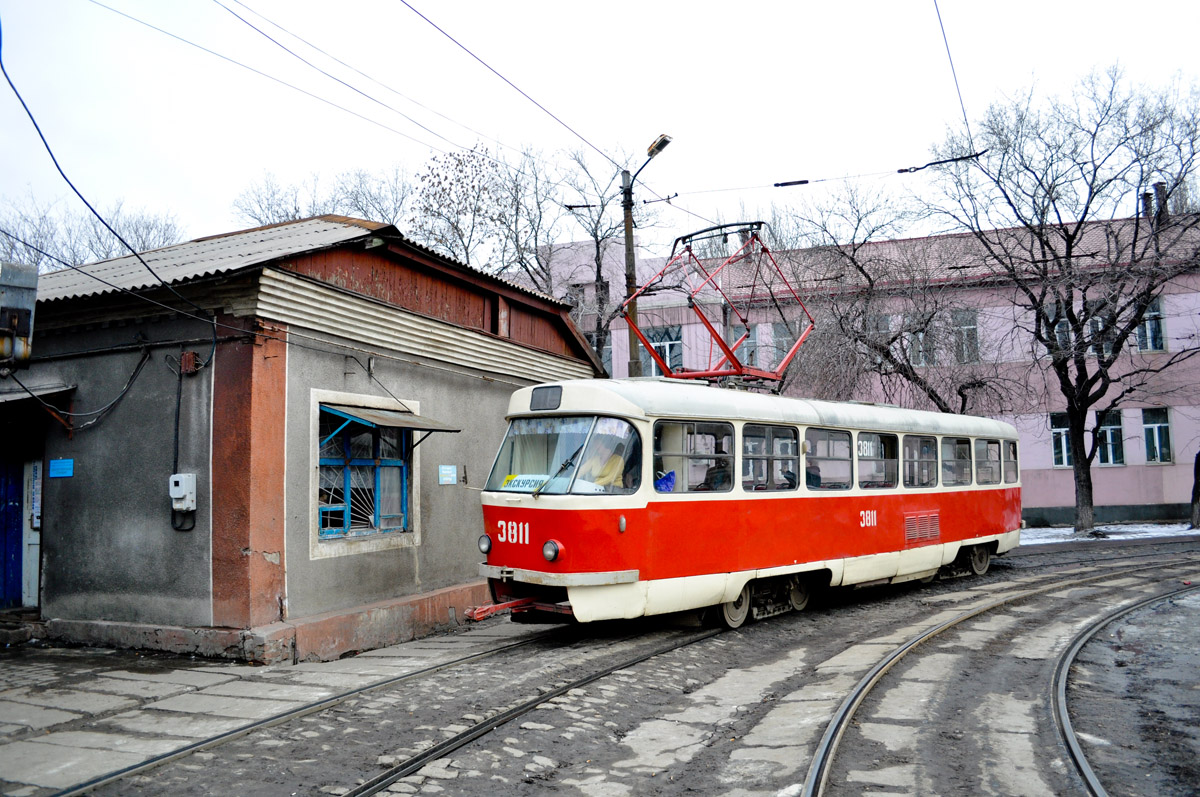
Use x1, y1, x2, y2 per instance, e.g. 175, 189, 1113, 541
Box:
508, 378, 1017, 439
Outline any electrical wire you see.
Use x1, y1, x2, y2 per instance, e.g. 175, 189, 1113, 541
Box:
84, 0, 451, 157
212, 0, 468, 153
228, 0, 525, 161
0, 9, 219, 366
933, 0, 974, 146
396, 0, 621, 172
5, 350, 151, 430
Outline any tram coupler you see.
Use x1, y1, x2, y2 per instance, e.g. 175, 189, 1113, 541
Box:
464, 597, 537, 621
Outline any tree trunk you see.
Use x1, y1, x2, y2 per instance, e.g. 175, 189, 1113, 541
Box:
1190, 450, 1200, 530
1069, 416, 1096, 533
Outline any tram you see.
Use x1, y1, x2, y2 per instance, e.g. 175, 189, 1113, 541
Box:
473, 378, 1021, 628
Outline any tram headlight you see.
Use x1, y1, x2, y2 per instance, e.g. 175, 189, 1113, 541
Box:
478, 534, 492, 555
542, 539, 563, 562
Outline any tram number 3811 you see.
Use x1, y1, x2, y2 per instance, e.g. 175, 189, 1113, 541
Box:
859, 509, 878, 528
498, 520, 530, 545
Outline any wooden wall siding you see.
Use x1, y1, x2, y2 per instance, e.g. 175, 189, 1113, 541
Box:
284, 250, 490, 331
507, 304, 572, 357
253, 270, 595, 383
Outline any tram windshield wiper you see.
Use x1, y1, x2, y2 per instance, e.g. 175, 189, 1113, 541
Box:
533, 444, 584, 499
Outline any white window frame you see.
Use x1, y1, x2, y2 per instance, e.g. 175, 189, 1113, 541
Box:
1135, 297, 1166, 352
952, 309, 980, 364
1142, 407, 1172, 463
1050, 412, 1072, 468
1095, 410, 1125, 466
308, 389, 422, 560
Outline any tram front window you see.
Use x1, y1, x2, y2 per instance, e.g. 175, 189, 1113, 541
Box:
485, 416, 641, 495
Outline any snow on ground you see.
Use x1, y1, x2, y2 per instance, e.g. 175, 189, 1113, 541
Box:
1021, 522, 1196, 545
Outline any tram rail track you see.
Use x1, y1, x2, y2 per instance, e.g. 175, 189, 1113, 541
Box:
801, 553, 1200, 797
54, 631, 556, 797
1052, 582, 1200, 797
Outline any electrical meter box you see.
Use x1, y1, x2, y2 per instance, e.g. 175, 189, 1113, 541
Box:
169, 473, 197, 511
1, 260, 38, 366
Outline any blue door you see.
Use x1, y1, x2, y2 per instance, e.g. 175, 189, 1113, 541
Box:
0, 460, 21, 608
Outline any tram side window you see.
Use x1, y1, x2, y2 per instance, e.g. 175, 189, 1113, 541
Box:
1003, 439, 1019, 483
653, 421, 735, 493
903, 435, 938, 488
743, 424, 799, 491
858, 433, 899, 489
941, 437, 973, 486
804, 428, 852, 490
974, 439, 1001, 485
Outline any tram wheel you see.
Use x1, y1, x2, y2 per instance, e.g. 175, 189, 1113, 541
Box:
967, 545, 991, 576
720, 583, 752, 629
788, 577, 810, 612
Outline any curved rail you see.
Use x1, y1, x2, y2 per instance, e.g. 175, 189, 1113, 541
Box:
1052, 583, 1200, 797
801, 556, 1200, 797
345, 628, 722, 796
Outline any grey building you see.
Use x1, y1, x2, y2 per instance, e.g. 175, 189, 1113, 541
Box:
0, 216, 601, 662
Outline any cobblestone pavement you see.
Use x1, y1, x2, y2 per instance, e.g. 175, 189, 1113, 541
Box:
0, 621, 542, 795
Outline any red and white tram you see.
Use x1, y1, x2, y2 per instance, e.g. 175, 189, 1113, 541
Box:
474, 378, 1021, 628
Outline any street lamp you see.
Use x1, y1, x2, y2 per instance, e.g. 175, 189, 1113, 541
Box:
623, 134, 671, 378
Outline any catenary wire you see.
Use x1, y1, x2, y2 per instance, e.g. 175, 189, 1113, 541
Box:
0, 9, 218, 365
932, 0, 974, 146
229, 0, 526, 161
211, 0, 468, 153
396, 0, 622, 172
84, 0, 451, 157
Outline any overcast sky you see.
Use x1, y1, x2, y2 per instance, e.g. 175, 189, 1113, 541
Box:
2, 1, 1198, 257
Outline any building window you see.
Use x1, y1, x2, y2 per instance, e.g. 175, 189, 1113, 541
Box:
952, 309, 980, 364
731, 324, 758, 366
1096, 410, 1124, 466
1142, 408, 1172, 463
1048, 303, 1071, 352
902, 435, 938, 488
743, 424, 798, 491
1050, 412, 1072, 468
804, 428, 852, 490
857, 433, 899, 489
941, 437, 972, 485
584, 331, 612, 374
865, 314, 892, 368
1087, 300, 1116, 358
640, 325, 683, 376
318, 407, 411, 538
1135, 297, 1165, 352
770, 322, 794, 370
906, 326, 936, 367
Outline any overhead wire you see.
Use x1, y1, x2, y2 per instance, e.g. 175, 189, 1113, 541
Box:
396, 0, 622, 172
228, 0, 525, 162
933, 0, 975, 146
0, 8, 219, 367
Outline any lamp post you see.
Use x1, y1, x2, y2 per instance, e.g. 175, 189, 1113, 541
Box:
622, 133, 671, 378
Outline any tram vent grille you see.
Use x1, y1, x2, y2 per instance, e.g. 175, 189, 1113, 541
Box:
904, 512, 940, 546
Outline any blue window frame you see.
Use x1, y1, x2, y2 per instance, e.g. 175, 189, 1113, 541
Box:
319, 406, 412, 538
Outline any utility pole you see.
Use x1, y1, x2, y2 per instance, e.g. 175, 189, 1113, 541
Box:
622, 134, 671, 378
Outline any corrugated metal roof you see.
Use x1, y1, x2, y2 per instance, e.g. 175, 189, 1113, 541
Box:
37, 216, 386, 303
36, 214, 569, 308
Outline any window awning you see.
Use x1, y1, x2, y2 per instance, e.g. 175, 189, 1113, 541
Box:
321, 403, 461, 434
0, 382, 75, 404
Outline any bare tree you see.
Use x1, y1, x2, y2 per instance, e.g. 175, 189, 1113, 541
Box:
493, 149, 569, 296
931, 67, 1200, 532
408, 146, 503, 268
331, 166, 413, 227
232, 172, 337, 226
1, 192, 182, 271
776, 188, 1023, 413
558, 150, 641, 372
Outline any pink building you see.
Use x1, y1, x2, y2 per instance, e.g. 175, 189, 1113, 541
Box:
550, 220, 1200, 526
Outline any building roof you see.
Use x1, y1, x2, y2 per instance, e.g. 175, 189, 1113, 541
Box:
36, 215, 563, 306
